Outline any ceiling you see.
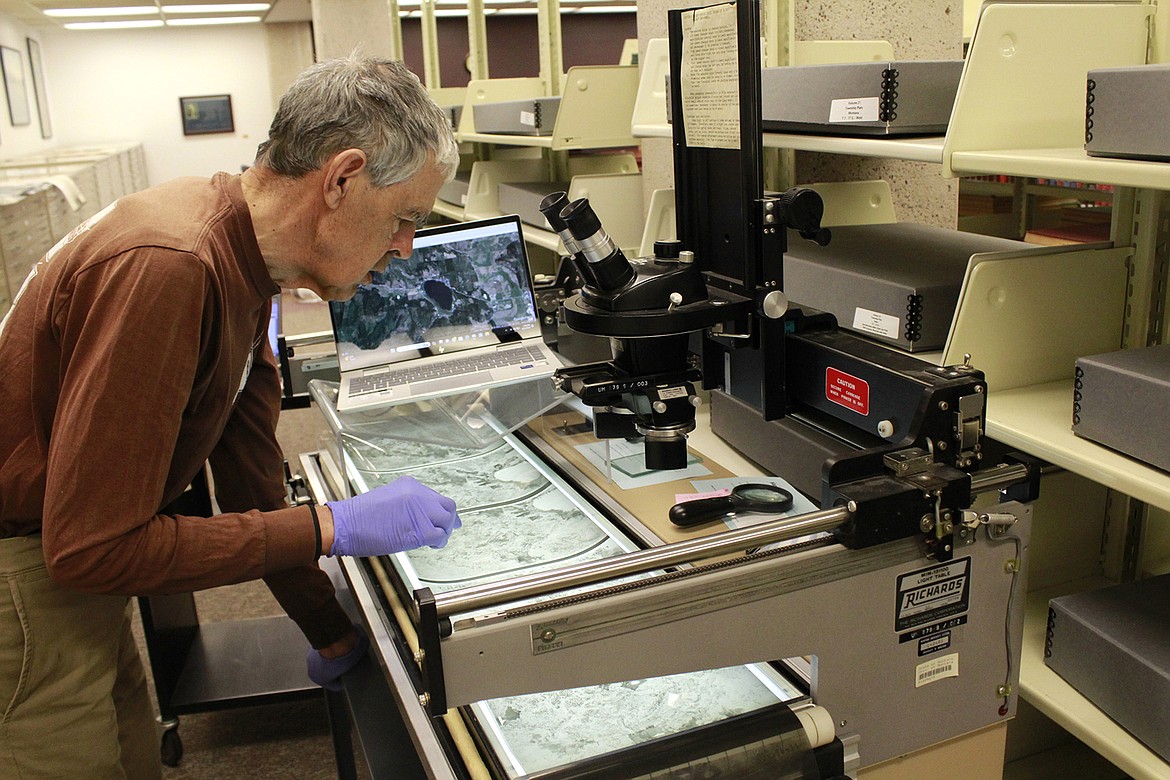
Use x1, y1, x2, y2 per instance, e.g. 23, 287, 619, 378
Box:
0, 0, 311, 27
1, 0, 632, 28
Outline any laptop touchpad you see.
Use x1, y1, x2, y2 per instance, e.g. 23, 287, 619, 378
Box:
411, 372, 495, 396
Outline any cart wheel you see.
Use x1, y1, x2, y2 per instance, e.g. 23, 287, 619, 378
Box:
160, 727, 183, 767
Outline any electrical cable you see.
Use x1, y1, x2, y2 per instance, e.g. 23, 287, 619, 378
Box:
986, 527, 1022, 716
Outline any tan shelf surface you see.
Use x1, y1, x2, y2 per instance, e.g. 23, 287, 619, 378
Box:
628, 137, 1170, 190
985, 380, 1170, 514
631, 123, 671, 139
763, 132, 946, 163
519, 223, 562, 253
1021, 580, 1170, 780
457, 131, 555, 148
432, 199, 464, 221
952, 148, 1170, 192
631, 125, 947, 164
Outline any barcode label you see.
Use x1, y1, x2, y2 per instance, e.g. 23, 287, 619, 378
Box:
915, 653, 959, 688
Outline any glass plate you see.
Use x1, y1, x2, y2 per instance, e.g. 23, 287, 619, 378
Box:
471, 664, 805, 778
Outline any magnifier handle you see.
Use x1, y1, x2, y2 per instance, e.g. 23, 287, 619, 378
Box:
669, 496, 737, 527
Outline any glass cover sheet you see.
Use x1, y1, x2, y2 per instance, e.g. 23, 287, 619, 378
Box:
472, 664, 803, 778
309, 377, 566, 451
345, 435, 633, 598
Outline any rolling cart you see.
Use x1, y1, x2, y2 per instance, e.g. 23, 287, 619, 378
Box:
136, 466, 356, 777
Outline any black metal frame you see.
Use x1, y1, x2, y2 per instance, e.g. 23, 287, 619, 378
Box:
668, 1, 800, 422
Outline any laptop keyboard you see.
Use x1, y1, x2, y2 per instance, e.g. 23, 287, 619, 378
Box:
349, 344, 549, 396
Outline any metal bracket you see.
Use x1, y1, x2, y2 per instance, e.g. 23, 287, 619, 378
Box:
415, 588, 448, 716
1000, 452, 1045, 504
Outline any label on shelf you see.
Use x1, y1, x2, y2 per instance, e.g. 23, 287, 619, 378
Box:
852, 307, 900, 339
830, 96, 879, 123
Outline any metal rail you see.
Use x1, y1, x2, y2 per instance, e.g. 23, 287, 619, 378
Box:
431, 461, 1034, 619
433, 507, 851, 618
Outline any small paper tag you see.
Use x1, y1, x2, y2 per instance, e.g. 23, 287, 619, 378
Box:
915, 653, 959, 687
520, 110, 536, 127
852, 307, 900, 339
829, 96, 880, 123
674, 488, 731, 504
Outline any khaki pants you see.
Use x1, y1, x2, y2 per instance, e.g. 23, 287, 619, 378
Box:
0, 536, 161, 780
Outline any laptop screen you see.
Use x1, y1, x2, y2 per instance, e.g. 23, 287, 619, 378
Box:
329, 215, 540, 373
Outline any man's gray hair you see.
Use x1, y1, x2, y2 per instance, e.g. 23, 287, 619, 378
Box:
255, 56, 458, 186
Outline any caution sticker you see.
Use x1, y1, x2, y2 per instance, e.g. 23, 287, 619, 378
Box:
825, 367, 869, 416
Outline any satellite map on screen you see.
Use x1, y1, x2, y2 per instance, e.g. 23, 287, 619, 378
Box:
332, 230, 534, 356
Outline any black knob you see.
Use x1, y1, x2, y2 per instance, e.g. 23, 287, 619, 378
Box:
653, 239, 682, 259
776, 187, 825, 235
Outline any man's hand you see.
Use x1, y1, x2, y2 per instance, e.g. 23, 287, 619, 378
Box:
326, 475, 461, 557
307, 624, 369, 692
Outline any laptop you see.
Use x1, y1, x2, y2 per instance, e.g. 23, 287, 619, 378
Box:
330, 214, 563, 413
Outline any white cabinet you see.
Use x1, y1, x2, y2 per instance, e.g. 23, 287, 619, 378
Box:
0, 143, 147, 316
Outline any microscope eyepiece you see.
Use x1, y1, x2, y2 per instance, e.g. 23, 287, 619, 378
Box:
540, 190, 597, 288
559, 197, 634, 292
539, 191, 573, 234
560, 198, 604, 241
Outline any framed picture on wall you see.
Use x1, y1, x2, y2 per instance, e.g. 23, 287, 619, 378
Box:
26, 38, 50, 139
0, 46, 31, 127
179, 94, 234, 136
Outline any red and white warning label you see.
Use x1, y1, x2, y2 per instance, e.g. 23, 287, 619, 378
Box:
825, 367, 869, 415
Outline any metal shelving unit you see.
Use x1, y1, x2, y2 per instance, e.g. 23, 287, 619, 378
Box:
631, 3, 1170, 777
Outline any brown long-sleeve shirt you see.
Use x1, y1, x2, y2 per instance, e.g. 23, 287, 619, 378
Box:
0, 172, 350, 648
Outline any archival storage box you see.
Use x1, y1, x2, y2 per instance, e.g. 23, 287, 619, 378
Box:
760, 60, 964, 136
1086, 65, 1170, 161
445, 104, 463, 131
434, 101, 462, 131
1045, 576, 1170, 762
782, 222, 1031, 352
472, 97, 561, 136
1073, 344, 1170, 471
438, 170, 471, 208
497, 181, 569, 229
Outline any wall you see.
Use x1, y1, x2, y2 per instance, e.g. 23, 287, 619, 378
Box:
635, 0, 961, 227
399, 14, 638, 87
791, 0, 961, 227
0, 16, 59, 160
38, 24, 276, 186
28, 13, 635, 187
265, 21, 314, 109
311, 0, 398, 60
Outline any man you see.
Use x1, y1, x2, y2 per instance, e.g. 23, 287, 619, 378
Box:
0, 56, 462, 779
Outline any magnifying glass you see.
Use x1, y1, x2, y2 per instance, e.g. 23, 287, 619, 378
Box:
668, 483, 795, 528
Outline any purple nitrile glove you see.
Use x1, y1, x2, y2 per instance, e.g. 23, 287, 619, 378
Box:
327, 475, 462, 557
306, 624, 369, 692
